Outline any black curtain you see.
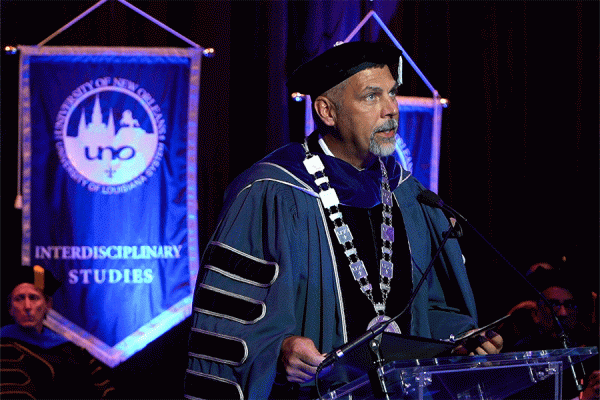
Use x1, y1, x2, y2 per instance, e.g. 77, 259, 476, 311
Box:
1, 1, 597, 398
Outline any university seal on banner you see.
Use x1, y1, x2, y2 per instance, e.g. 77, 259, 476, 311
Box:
54, 77, 166, 194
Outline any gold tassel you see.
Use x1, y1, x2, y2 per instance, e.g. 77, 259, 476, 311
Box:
33, 265, 45, 293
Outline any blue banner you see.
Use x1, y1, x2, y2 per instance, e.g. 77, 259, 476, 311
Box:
19, 46, 201, 367
393, 96, 444, 192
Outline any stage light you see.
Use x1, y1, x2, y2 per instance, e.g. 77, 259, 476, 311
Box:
291, 92, 305, 102
202, 48, 215, 58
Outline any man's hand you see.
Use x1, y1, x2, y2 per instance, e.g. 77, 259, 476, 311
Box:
452, 330, 504, 356
580, 370, 600, 400
280, 336, 326, 383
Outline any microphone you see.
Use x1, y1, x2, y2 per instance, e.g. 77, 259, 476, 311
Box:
318, 321, 389, 371
416, 190, 468, 222
416, 190, 464, 237
416, 189, 585, 393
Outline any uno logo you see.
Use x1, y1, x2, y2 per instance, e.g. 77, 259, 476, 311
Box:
54, 78, 166, 193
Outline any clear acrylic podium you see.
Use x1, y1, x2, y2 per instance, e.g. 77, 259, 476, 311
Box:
317, 345, 598, 400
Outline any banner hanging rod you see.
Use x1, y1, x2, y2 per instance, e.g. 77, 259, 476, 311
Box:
38, 0, 201, 49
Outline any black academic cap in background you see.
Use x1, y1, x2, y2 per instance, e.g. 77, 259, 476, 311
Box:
6, 265, 61, 296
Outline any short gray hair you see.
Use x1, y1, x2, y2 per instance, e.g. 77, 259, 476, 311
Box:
312, 78, 349, 130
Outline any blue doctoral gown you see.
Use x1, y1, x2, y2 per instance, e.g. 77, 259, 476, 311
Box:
184, 141, 478, 399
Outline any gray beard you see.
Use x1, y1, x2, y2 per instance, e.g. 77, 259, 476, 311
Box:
369, 133, 397, 157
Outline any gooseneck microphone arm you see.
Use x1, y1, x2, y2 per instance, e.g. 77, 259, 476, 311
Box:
416, 189, 585, 393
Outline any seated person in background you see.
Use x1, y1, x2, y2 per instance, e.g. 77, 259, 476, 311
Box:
503, 262, 598, 352
1, 265, 117, 399
499, 261, 599, 400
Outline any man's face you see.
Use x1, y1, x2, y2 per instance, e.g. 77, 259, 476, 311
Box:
9, 283, 50, 332
332, 65, 399, 167
536, 286, 578, 334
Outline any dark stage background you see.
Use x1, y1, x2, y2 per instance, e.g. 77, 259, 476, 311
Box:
1, 1, 598, 398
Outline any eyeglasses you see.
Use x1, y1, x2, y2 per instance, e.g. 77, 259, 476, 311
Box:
546, 299, 578, 310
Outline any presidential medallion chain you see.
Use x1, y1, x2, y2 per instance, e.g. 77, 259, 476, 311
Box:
302, 144, 401, 333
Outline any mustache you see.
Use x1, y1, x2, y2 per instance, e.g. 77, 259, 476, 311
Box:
373, 119, 399, 134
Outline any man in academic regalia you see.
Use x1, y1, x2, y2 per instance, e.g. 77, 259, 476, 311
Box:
184, 41, 503, 400
1, 265, 117, 399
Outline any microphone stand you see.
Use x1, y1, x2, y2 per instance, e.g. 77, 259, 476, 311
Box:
368, 335, 391, 400
315, 219, 461, 399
